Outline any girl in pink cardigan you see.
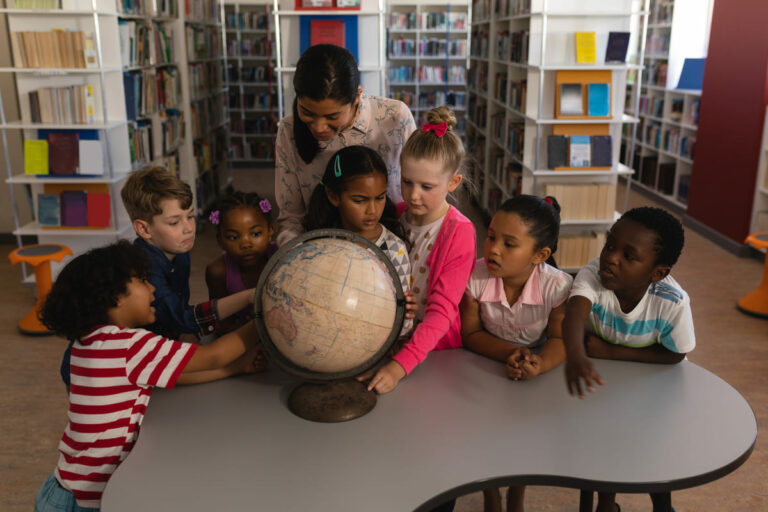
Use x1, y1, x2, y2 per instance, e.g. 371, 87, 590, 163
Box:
359, 106, 476, 394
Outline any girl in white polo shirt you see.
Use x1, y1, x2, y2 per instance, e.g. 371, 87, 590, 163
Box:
459, 194, 572, 512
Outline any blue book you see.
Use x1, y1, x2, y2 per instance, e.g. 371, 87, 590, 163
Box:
569, 136, 591, 168
587, 83, 610, 117
124, 73, 138, 121
676, 58, 705, 90
37, 193, 60, 227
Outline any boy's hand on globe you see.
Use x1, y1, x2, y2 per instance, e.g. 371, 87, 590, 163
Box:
403, 290, 418, 319
564, 355, 603, 398
357, 360, 406, 394
234, 345, 268, 374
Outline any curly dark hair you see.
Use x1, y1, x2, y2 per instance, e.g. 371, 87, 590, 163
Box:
619, 206, 685, 267
39, 240, 152, 340
215, 190, 273, 234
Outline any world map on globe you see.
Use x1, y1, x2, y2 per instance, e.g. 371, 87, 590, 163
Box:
260, 237, 399, 374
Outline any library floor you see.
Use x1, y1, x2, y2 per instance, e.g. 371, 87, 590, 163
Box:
1, 172, 766, 511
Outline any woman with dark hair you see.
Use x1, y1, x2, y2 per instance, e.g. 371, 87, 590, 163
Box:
274, 44, 416, 246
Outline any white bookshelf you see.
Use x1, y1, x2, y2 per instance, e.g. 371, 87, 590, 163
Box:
0, 0, 138, 282
224, 0, 277, 164
750, 105, 768, 236
272, 0, 387, 121
468, 0, 646, 271
385, 0, 470, 132
621, 0, 711, 211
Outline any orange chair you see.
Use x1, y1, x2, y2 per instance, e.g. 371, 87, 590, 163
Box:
737, 232, 768, 318
8, 244, 72, 334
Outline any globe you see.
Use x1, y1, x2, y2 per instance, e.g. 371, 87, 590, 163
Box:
254, 229, 405, 422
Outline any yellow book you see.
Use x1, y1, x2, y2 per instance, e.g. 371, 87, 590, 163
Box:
24, 139, 49, 175
575, 32, 597, 64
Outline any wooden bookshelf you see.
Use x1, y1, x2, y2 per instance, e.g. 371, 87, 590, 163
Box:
467, 0, 644, 272
385, 0, 469, 133
224, 0, 277, 164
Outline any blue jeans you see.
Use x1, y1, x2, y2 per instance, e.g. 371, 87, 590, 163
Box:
35, 472, 99, 512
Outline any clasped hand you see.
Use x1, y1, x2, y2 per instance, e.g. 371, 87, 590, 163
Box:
506, 347, 543, 381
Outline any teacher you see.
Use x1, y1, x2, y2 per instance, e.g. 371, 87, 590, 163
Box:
274, 44, 416, 246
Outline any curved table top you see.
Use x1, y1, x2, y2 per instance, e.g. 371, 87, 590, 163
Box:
102, 350, 756, 512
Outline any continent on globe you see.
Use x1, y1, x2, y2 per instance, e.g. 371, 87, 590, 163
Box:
265, 305, 297, 343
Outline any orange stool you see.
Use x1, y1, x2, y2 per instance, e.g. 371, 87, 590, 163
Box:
737, 232, 768, 318
8, 244, 72, 334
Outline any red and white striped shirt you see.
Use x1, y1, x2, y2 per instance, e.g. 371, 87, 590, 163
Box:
55, 325, 197, 508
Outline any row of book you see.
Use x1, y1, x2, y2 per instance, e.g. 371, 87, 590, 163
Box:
468, 65, 488, 93
646, 33, 670, 55
555, 232, 607, 269
494, 73, 507, 102
118, 20, 175, 69
230, 140, 274, 160
494, 0, 530, 18
11, 0, 57, 8
544, 183, 617, 221
190, 94, 226, 140
509, 80, 526, 112
490, 111, 504, 144
122, 0, 178, 17
229, 65, 273, 83
387, 91, 415, 108
649, 2, 674, 25
225, 11, 270, 30
644, 62, 668, 87
559, 82, 611, 117
501, 30, 529, 64
37, 190, 111, 228
389, 66, 415, 83
575, 32, 630, 64
189, 61, 223, 102
388, 39, 468, 58
186, 25, 222, 61
416, 91, 466, 109
28, 84, 96, 125
471, 30, 489, 59
229, 91, 276, 110
227, 38, 273, 58
420, 65, 465, 83
638, 95, 664, 118
186, 0, 220, 22
547, 135, 613, 169
663, 129, 696, 160
387, 12, 468, 31
24, 132, 104, 175
124, 68, 182, 121
468, 96, 487, 127
10, 30, 97, 69
128, 121, 153, 166
508, 122, 524, 160
229, 116, 277, 136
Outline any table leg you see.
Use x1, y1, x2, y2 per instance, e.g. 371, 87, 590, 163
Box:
579, 490, 594, 512
650, 492, 672, 512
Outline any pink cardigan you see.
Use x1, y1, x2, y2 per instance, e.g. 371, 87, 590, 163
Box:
393, 205, 477, 374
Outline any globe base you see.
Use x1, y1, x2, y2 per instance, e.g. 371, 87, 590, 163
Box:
287, 379, 377, 422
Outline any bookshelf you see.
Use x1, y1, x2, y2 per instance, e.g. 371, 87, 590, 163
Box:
467, 0, 645, 272
271, 0, 387, 121
0, 0, 138, 282
621, 0, 710, 212
750, 105, 768, 237
179, 0, 230, 215
385, 0, 470, 133
224, 0, 277, 164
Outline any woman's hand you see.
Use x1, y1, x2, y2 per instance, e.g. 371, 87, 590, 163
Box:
356, 360, 406, 394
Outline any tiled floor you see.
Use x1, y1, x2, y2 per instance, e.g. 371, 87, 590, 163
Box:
1, 172, 766, 511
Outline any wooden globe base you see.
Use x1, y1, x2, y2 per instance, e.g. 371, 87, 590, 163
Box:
287, 379, 377, 423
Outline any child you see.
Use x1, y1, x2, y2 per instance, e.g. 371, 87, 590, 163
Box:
35, 241, 263, 511
359, 106, 477, 394
206, 191, 275, 332
303, 145, 412, 305
460, 195, 572, 512
563, 206, 694, 512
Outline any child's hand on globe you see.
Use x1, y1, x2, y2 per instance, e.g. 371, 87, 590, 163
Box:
403, 290, 418, 319
357, 360, 406, 394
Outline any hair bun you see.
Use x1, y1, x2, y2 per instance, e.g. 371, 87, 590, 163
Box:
425, 106, 457, 131
544, 195, 561, 214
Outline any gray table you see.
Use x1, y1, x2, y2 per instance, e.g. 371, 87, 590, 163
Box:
102, 350, 756, 512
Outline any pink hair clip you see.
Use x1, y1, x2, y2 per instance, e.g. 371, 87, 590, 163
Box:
209, 210, 220, 225
259, 199, 272, 213
422, 122, 448, 138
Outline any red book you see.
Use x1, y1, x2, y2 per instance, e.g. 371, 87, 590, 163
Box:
310, 19, 345, 47
87, 192, 111, 227
48, 132, 79, 175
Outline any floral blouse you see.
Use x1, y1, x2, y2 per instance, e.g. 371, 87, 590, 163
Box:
274, 93, 416, 246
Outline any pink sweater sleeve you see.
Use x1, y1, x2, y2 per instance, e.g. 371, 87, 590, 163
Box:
392, 220, 476, 374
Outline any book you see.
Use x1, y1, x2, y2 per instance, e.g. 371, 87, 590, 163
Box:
37, 193, 60, 227
299, 16, 358, 61
605, 32, 630, 63
547, 135, 568, 169
676, 58, 705, 90
60, 190, 87, 226
24, 139, 49, 175
575, 32, 596, 64
83, 32, 98, 69
559, 83, 583, 116
78, 140, 104, 175
48, 132, 79, 175
591, 135, 612, 167
587, 83, 610, 117
569, 136, 591, 167
310, 19, 345, 47
87, 193, 111, 227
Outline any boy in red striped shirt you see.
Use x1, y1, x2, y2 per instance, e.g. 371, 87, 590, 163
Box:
35, 241, 264, 511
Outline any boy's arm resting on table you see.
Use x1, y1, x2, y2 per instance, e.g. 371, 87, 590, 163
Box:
177, 343, 268, 385
182, 322, 258, 373
511, 303, 567, 380
563, 295, 604, 397
584, 335, 686, 364
460, 293, 518, 363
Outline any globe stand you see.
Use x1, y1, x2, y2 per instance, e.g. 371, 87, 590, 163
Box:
287, 379, 376, 423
